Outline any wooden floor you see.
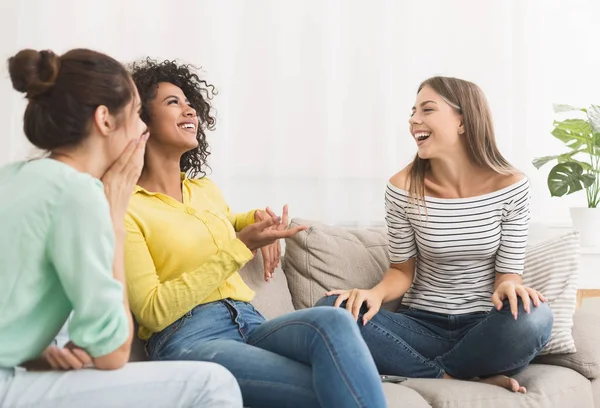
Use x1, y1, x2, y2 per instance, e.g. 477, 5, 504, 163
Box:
576, 289, 600, 308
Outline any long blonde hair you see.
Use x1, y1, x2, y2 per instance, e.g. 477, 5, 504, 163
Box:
408, 76, 514, 206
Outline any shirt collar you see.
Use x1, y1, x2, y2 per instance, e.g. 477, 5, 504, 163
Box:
133, 172, 188, 195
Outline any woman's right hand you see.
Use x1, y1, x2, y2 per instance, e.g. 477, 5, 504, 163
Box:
238, 216, 307, 252
101, 135, 149, 228
326, 288, 384, 325
42, 342, 93, 371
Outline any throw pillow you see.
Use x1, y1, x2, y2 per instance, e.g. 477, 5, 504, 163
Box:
523, 231, 580, 355
282, 218, 400, 311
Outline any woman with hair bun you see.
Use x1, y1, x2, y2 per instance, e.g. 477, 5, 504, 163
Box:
0, 48, 243, 407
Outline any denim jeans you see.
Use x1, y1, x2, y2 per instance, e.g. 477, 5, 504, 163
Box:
0, 361, 242, 407
315, 296, 553, 379
147, 299, 386, 408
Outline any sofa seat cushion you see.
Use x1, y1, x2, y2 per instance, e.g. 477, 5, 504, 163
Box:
382, 383, 431, 408
534, 309, 600, 379
592, 377, 600, 408
399, 364, 593, 408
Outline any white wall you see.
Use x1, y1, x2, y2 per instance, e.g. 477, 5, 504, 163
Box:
1, 0, 598, 226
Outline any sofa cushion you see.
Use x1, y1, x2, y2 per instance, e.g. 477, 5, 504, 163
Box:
382, 383, 431, 408
534, 309, 600, 379
129, 319, 148, 362
282, 218, 401, 311
523, 231, 580, 355
400, 364, 593, 408
592, 377, 600, 408
239, 251, 295, 319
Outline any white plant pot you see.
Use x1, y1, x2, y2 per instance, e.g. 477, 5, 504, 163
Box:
569, 207, 600, 248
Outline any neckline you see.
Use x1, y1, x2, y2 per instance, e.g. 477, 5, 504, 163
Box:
387, 176, 528, 203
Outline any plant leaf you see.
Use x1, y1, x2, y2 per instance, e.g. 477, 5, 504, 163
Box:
552, 119, 593, 150
553, 104, 585, 113
569, 159, 594, 171
554, 119, 592, 135
588, 105, 600, 134
547, 162, 595, 197
532, 150, 586, 169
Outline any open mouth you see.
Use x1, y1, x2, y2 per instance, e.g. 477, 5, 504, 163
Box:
178, 122, 197, 133
414, 132, 431, 143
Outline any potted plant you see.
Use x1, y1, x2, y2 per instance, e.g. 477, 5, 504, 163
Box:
533, 104, 600, 246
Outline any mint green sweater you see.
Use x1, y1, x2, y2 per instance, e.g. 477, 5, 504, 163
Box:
0, 159, 128, 367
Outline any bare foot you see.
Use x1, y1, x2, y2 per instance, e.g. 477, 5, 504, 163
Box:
478, 375, 526, 393
444, 373, 526, 393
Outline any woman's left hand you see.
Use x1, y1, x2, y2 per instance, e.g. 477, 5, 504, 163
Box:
255, 206, 287, 282
491, 281, 547, 320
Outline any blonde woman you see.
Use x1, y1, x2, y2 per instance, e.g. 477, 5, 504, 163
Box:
319, 76, 553, 393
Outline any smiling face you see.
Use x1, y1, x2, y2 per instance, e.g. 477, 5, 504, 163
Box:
408, 85, 464, 160
145, 82, 199, 154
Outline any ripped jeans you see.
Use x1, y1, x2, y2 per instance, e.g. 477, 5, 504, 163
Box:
146, 299, 386, 408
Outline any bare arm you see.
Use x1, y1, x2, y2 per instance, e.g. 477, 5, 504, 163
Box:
372, 259, 416, 303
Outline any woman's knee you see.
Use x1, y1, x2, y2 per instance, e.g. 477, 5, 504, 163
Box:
193, 362, 243, 405
498, 298, 553, 340
527, 301, 554, 341
314, 294, 338, 308
309, 305, 358, 334
202, 362, 239, 388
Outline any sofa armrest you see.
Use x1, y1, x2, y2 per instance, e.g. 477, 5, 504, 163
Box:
533, 309, 600, 379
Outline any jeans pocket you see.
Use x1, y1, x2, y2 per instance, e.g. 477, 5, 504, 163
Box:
147, 313, 190, 359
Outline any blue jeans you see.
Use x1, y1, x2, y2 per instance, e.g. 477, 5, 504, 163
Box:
315, 296, 553, 379
146, 299, 386, 408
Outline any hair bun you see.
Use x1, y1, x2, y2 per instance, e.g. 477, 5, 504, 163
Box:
8, 49, 60, 100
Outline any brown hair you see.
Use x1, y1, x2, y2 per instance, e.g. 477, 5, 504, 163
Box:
408, 76, 514, 206
8, 48, 135, 151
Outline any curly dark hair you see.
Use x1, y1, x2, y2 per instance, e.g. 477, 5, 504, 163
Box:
129, 58, 217, 178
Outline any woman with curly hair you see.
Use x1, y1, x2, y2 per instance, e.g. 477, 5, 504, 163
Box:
0, 48, 242, 407
124, 59, 387, 408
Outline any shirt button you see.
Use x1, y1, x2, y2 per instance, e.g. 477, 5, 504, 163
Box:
216, 240, 222, 247
185, 207, 194, 215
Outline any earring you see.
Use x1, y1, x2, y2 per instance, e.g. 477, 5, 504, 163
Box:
458, 129, 464, 134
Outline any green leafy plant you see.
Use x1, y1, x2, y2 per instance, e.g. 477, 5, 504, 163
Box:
532, 104, 600, 208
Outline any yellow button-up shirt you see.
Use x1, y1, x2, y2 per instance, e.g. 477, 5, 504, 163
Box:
124, 175, 256, 340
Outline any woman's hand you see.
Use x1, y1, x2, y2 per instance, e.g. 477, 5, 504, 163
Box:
239, 212, 306, 254
491, 281, 547, 320
255, 205, 290, 282
326, 288, 384, 325
44, 342, 93, 370
101, 134, 149, 229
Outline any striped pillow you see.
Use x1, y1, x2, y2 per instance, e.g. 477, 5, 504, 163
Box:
523, 231, 580, 355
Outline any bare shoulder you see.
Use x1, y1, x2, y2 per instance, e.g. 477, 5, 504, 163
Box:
493, 171, 527, 190
389, 165, 412, 190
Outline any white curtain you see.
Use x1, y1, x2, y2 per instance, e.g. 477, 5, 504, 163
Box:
1, 0, 599, 226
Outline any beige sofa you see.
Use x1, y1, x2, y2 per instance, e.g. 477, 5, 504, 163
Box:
131, 220, 600, 407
